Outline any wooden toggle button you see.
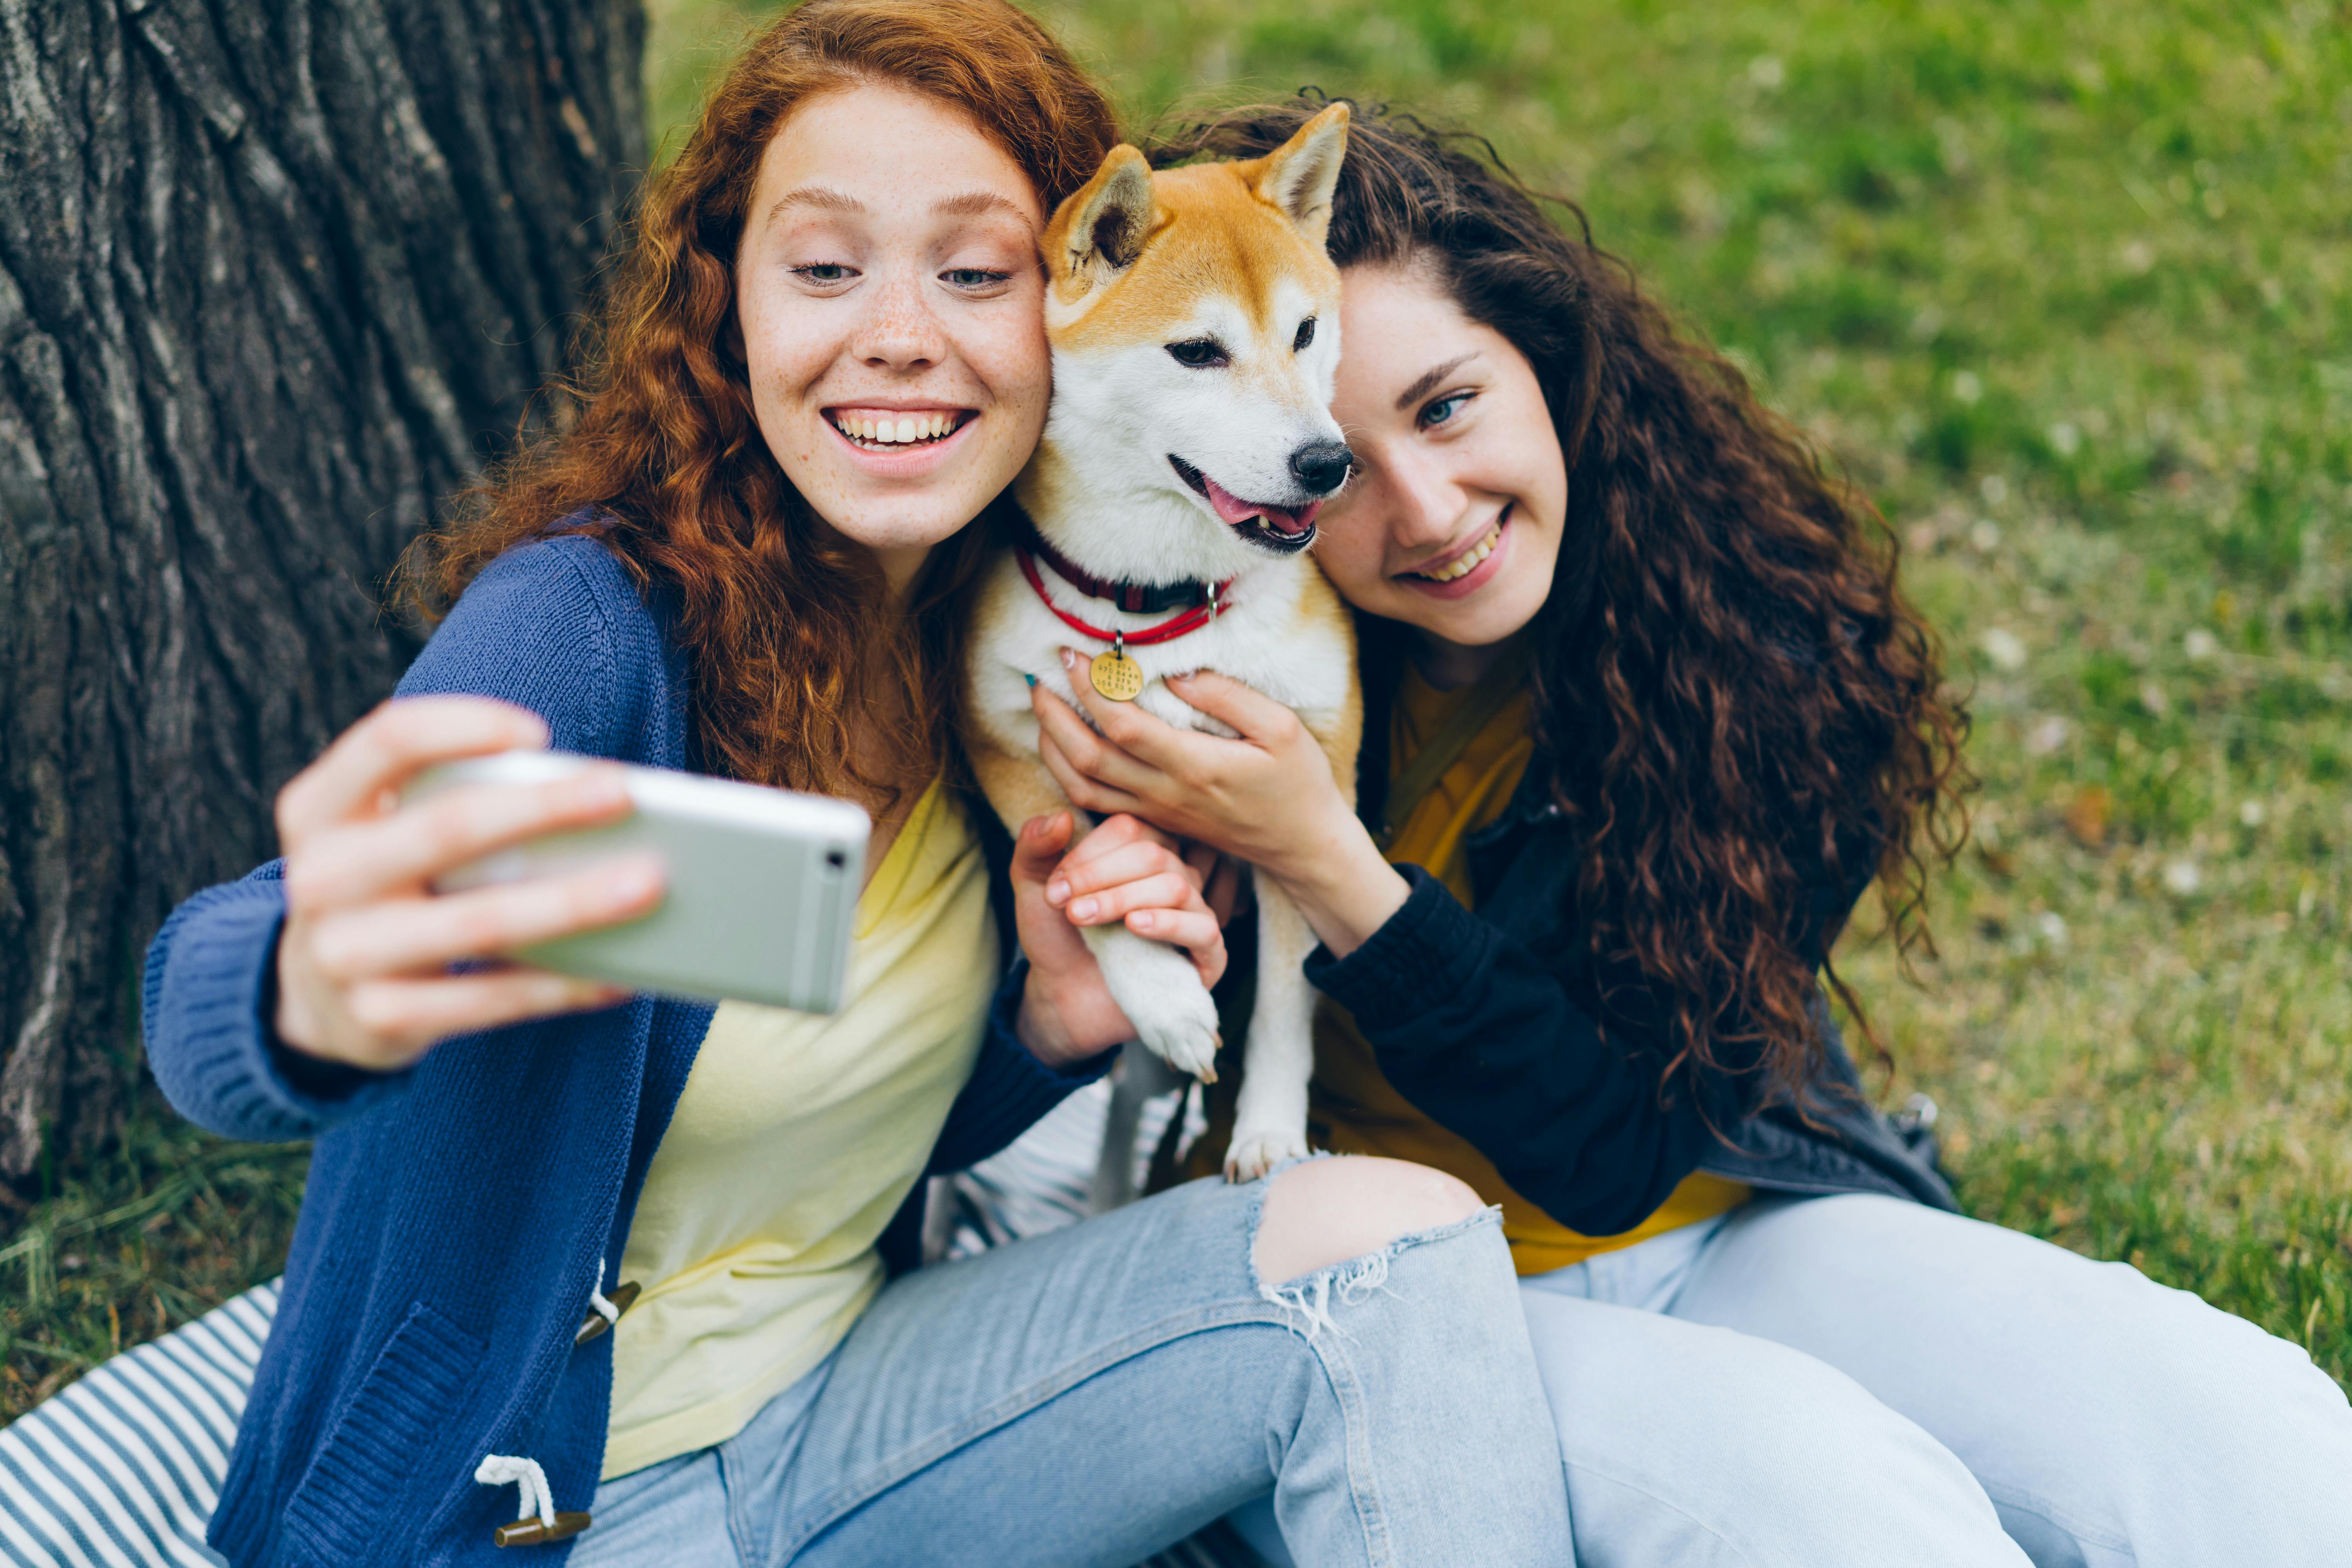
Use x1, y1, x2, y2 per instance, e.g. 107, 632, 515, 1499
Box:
574, 1280, 641, 1344
494, 1512, 592, 1547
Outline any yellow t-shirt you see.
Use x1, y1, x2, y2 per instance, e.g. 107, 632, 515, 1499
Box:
1308, 659, 1750, 1276
603, 777, 998, 1477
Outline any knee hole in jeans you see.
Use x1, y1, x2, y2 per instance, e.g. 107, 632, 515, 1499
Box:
1252, 1156, 1485, 1288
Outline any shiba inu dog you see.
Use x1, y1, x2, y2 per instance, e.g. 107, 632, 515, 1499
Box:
964, 104, 1361, 1184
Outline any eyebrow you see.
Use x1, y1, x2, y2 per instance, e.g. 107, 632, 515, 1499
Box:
1395, 352, 1480, 411
762, 187, 1029, 227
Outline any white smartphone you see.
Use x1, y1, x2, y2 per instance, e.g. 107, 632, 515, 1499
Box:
403, 751, 870, 1014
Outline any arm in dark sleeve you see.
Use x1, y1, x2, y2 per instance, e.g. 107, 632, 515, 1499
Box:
1311, 814, 1879, 1235
1307, 867, 1747, 1235
926, 957, 1119, 1174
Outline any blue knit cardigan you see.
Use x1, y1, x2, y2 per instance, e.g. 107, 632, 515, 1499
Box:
143, 535, 1108, 1568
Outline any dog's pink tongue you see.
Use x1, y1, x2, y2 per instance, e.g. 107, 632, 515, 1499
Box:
1201, 475, 1321, 536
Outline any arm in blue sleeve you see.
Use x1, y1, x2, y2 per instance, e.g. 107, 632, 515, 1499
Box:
143, 536, 637, 1145
143, 864, 412, 1142
926, 958, 1119, 1174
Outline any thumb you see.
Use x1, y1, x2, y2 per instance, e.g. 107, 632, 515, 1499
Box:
1011, 810, 1076, 887
1167, 670, 1289, 741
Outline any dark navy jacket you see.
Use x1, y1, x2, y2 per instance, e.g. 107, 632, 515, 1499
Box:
142, 535, 1107, 1568
1299, 638, 1955, 1237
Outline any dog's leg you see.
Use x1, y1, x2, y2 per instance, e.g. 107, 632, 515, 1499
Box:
1076, 919, 1222, 1083
969, 741, 1223, 1083
1223, 868, 1318, 1182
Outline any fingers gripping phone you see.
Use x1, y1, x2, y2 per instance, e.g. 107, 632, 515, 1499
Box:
405, 752, 870, 1014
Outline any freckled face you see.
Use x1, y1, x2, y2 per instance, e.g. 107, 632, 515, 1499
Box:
1316, 262, 1568, 649
734, 84, 1049, 569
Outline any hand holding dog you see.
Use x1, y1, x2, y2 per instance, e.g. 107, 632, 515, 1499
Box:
1010, 808, 1232, 1067
1032, 657, 1411, 957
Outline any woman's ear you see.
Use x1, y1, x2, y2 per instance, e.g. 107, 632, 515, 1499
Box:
1044, 145, 1156, 299
1245, 102, 1352, 250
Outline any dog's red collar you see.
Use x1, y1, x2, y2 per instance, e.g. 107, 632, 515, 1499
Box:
1016, 543, 1231, 648
1022, 530, 1225, 617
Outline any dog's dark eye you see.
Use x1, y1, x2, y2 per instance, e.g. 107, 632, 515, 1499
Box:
1293, 317, 1316, 352
1165, 339, 1230, 368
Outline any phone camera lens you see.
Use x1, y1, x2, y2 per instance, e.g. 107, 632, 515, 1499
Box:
824, 848, 847, 871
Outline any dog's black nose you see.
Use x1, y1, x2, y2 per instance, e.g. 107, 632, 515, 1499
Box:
1289, 441, 1354, 495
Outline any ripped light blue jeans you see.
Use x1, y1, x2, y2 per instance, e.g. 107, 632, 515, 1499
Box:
567, 1171, 1570, 1567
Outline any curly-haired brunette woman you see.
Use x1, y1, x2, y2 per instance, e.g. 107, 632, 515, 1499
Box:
138, 24, 1575, 1566
1038, 98, 2352, 1567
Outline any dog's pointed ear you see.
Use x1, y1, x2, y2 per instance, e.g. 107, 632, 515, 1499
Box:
1244, 102, 1351, 249
1049, 145, 1156, 292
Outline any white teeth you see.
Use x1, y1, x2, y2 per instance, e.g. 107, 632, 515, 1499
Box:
833, 412, 962, 446
1417, 528, 1500, 583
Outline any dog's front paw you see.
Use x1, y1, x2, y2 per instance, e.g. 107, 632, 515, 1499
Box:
1085, 925, 1222, 1082
1132, 993, 1221, 1083
1223, 1125, 1310, 1183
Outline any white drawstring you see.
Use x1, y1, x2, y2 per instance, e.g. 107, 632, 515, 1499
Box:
586, 1257, 621, 1333
475, 1452, 557, 1528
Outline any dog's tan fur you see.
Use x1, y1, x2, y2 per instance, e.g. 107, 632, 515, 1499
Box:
964, 106, 1361, 1183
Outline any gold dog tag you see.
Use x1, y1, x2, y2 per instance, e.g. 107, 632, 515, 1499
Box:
1090, 648, 1144, 702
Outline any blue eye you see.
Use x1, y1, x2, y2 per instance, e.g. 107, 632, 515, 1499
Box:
944, 268, 1010, 288
794, 263, 854, 283
1420, 392, 1470, 428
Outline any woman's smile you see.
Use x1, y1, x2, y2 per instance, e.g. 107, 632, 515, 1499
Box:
1397, 505, 1512, 598
823, 404, 982, 474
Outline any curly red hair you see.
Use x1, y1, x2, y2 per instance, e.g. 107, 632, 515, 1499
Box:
406, 0, 1116, 800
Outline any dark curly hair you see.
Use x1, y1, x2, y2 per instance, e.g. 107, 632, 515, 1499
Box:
1151, 98, 1969, 1112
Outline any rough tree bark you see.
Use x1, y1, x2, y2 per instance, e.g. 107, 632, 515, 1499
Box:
0, 0, 647, 1177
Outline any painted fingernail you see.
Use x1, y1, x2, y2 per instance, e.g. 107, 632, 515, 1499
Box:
1024, 673, 1037, 688
1070, 896, 1098, 921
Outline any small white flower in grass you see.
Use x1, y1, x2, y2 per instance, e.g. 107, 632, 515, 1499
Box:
2036, 911, 2069, 947
2239, 799, 2266, 827
1951, 370, 1983, 405
1980, 627, 2028, 673
1747, 54, 1785, 90
2049, 422, 2081, 457
2139, 680, 2171, 717
2184, 628, 2220, 662
1980, 474, 2009, 506
2026, 716, 2071, 756
1969, 518, 2002, 553
2163, 860, 2202, 896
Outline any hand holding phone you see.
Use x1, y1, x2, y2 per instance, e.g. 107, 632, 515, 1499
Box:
273, 698, 663, 1072
407, 751, 868, 1014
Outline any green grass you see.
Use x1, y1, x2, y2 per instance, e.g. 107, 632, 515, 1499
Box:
9, 0, 2341, 1417
0, 1098, 307, 1421
649, 0, 2352, 1379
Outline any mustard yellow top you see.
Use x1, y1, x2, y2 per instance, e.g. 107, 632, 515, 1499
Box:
1309, 658, 1750, 1276
603, 777, 998, 1477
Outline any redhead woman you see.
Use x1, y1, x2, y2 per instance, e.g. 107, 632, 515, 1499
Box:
140, 21, 1573, 1567
1039, 100, 2352, 1568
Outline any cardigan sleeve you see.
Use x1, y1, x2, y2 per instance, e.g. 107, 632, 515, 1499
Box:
142, 537, 641, 1145
926, 957, 1119, 1174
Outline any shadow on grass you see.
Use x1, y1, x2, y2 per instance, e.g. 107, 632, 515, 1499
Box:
1, 1087, 307, 1424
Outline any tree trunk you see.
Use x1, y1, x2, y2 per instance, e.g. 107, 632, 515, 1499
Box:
0, 0, 646, 1177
